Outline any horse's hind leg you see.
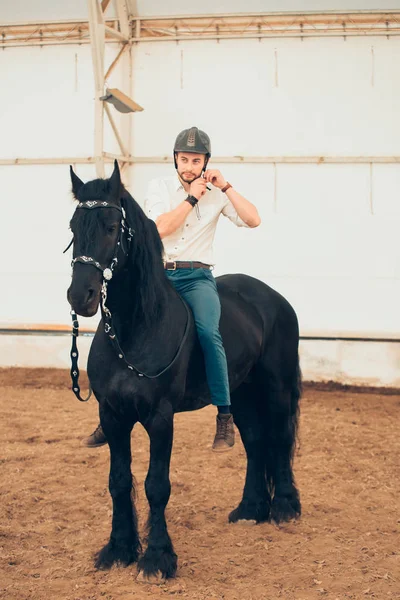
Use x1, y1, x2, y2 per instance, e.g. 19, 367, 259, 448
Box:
229, 382, 271, 524
258, 363, 301, 524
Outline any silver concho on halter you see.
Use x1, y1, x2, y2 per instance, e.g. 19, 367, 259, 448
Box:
103, 268, 113, 281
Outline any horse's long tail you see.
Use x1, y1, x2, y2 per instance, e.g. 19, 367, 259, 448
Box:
290, 357, 302, 460
264, 352, 302, 503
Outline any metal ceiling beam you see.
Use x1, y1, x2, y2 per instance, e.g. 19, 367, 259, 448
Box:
135, 12, 400, 42
1, 156, 399, 166
104, 24, 129, 42
2, 11, 400, 47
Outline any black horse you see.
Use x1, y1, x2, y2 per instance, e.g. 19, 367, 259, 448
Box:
67, 161, 301, 582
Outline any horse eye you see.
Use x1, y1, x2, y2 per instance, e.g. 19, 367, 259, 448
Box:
107, 225, 117, 234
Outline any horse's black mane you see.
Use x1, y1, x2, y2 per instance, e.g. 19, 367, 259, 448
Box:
73, 177, 166, 327
121, 186, 166, 327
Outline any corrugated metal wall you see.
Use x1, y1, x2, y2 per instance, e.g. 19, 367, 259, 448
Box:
0, 19, 399, 383
128, 37, 400, 337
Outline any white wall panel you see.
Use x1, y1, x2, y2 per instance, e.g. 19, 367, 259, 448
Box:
0, 31, 399, 363
127, 36, 400, 341
276, 164, 370, 216
0, 45, 123, 159
0, 41, 124, 330
2, 333, 399, 388
373, 165, 400, 216
0, 163, 101, 330
132, 37, 400, 157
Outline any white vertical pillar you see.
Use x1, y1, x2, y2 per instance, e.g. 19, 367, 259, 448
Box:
114, 0, 134, 174
88, 0, 106, 178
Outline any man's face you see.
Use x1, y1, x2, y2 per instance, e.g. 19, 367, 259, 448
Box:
176, 152, 206, 184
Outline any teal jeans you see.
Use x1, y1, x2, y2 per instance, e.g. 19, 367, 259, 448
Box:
166, 268, 230, 407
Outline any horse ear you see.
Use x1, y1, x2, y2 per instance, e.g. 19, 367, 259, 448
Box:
70, 166, 84, 198
109, 160, 121, 200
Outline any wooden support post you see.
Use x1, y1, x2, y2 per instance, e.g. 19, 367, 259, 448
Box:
105, 43, 128, 80
88, 0, 106, 177
114, 0, 134, 172
86, 0, 135, 178
114, 0, 131, 38
101, 0, 112, 13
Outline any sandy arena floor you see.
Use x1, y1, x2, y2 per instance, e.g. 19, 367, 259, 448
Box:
0, 368, 399, 600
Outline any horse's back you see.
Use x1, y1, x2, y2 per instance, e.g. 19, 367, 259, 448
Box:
209, 273, 299, 393
217, 273, 298, 336
179, 273, 300, 410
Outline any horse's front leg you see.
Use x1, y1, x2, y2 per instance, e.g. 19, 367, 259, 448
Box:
137, 405, 177, 582
95, 404, 141, 569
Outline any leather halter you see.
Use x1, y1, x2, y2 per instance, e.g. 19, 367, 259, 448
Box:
72, 200, 130, 280
69, 200, 132, 401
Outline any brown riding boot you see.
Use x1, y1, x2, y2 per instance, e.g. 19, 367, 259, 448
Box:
212, 413, 235, 452
83, 423, 107, 448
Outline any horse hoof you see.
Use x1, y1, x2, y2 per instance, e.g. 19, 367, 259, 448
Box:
136, 570, 165, 585
236, 519, 257, 526
270, 519, 281, 528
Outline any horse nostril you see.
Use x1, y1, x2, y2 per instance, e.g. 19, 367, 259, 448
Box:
87, 288, 95, 303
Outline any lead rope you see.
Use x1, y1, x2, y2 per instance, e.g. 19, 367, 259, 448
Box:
69, 278, 191, 399
70, 309, 92, 402
100, 275, 191, 378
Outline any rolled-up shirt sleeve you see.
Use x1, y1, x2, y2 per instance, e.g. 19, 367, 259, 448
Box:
144, 179, 168, 223
221, 197, 250, 228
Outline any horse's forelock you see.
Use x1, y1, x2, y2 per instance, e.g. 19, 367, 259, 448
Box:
77, 178, 120, 204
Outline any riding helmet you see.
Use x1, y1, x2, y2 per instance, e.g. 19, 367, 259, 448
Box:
173, 126, 211, 170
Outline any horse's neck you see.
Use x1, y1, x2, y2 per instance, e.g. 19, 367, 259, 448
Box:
105, 267, 186, 350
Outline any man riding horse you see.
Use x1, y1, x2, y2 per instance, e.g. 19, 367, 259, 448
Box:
85, 126, 261, 452
68, 148, 300, 580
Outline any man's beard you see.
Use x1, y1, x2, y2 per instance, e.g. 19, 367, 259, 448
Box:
178, 170, 202, 184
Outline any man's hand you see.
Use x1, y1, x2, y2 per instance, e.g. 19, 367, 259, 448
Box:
204, 169, 227, 190
189, 177, 207, 200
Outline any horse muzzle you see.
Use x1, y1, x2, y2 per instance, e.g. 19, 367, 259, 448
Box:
67, 281, 101, 317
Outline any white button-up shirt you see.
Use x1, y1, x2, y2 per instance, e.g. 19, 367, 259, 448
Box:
144, 175, 249, 265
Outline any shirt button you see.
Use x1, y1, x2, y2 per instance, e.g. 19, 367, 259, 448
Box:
186, 224, 189, 227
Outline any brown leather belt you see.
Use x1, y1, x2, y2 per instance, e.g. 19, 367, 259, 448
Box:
163, 261, 211, 270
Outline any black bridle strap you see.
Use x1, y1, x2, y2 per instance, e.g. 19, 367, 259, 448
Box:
101, 291, 191, 378
71, 200, 132, 277
72, 255, 105, 273
68, 200, 124, 401
70, 310, 92, 402
77, 200, 123, 212
63, 238, 74, 254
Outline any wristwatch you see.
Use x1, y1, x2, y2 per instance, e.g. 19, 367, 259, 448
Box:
221, 182, 232, 193
185, 195, 199, 207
